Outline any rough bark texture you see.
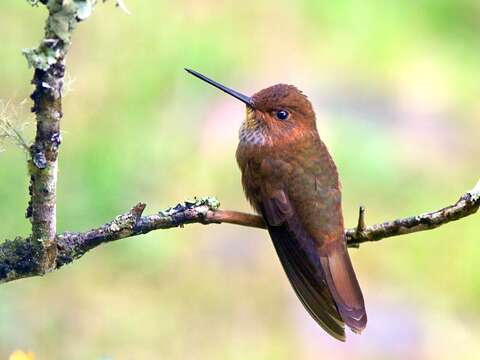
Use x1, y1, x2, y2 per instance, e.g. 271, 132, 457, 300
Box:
1, 181, 478, 284
27, 64, 63, 272
26, 1, 64, 272
23, 0, 96, 273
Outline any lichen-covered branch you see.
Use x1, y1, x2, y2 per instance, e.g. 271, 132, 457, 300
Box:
23, 0, 97, 273
1, 181, 478, 284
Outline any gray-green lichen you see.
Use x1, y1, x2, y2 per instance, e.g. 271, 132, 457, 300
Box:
47, 0, 96, 41
23, 0, 97, 70
109, 211, 137, 232
23, 45, 61, 71
468, 180, 480, 202
188, 196, 220, 210
159, 196, 220, 217
26, 0, 44, 6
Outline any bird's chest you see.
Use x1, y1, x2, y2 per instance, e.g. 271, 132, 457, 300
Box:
235, 143, 266, 208
236, 143, 294, 210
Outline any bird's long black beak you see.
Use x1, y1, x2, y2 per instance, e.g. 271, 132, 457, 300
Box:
185, 68, 254, 108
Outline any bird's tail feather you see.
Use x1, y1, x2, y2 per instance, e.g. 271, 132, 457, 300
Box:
320, 242, 367, 333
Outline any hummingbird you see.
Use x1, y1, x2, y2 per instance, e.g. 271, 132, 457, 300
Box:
186, 68, 367, 341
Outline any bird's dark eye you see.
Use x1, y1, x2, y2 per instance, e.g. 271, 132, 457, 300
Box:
275, 110, 289, 120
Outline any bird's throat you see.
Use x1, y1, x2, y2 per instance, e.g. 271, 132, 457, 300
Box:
239, 107, 268, 146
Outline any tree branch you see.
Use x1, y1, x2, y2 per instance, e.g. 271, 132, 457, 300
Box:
345, 179, 480, 246
1, 181, 478, 284
22, 0, 99, 273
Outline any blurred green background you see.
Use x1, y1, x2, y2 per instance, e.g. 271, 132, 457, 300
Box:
1, 0, 479, 359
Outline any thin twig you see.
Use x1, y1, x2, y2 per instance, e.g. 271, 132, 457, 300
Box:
0, 100, 30, 152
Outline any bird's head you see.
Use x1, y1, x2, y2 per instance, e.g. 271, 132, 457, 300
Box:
186, 69, 317, 146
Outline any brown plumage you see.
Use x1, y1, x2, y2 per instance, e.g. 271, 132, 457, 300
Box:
186, 69, 367, 341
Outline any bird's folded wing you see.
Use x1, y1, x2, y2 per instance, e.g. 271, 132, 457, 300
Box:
261, 188, 347, 341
